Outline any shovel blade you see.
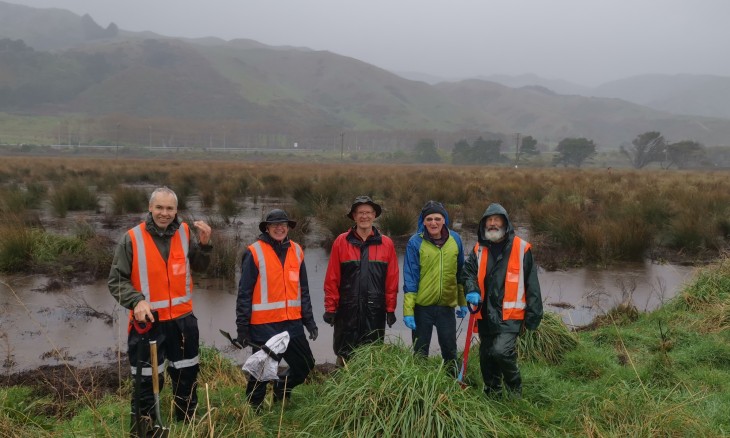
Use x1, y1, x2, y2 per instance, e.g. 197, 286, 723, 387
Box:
150, 425, 170, 438
219, 328, 244, 349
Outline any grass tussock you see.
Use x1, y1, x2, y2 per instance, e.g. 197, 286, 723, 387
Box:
377, 205, 416, 238
0, 219, 112, 279
49, 180, 98, 218
0, 225, 84, 273
674, 255, 730, 333
315, 198, 354, 245
298, 342, 530, 437
205, 231, 241, 281
110, 186, 148, 215
518, 311, 579, 364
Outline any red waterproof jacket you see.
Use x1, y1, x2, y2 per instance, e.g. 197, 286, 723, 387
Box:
324, 226, 399, 358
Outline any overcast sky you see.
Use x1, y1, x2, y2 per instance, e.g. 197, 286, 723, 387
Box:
8, 0, 730, 86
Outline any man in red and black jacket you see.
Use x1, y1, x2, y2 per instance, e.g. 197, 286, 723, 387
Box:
323, 196, 399, 365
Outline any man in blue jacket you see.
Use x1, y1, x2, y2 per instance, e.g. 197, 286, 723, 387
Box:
403, 201, 467, 375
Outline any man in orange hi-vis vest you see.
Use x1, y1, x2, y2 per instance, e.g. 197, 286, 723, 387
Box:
461, 203, 542, 398
236, 209, 318, 411
109, 187, 212, 436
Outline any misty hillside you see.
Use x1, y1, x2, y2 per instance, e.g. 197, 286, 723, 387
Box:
2, 1, 730, 149
592, 74, 730, 120
445, 71, 730, 121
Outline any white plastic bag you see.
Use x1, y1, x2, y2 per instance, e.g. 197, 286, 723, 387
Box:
242, 331, 290, 381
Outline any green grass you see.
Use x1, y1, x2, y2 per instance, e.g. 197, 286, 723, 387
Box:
0, 223, 108, 277
3, 256, 730, 436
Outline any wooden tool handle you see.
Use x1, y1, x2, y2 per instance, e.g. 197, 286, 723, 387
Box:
150, 340, 160, 394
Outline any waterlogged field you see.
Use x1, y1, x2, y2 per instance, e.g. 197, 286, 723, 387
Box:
1, 156, 728, 267
0, 156, 729, 436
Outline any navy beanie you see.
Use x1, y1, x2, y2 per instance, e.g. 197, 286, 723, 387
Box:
421, 200, 447, 219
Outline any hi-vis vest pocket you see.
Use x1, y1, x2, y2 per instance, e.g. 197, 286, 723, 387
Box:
172, 262, 186, 276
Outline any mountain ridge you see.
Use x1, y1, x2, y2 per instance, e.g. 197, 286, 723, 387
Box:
1, 0, 729, 149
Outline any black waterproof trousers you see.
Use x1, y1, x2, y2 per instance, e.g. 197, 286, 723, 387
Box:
128, 313, 199, 430
477, 329, 522, 396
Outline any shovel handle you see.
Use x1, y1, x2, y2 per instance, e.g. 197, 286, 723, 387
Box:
150, 340, 160, 394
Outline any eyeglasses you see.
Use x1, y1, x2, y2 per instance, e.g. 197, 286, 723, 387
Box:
356, 210, 375, 217
268, 223, 288, 229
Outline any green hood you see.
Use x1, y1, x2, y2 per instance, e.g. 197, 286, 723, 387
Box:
477, 203, 514, 244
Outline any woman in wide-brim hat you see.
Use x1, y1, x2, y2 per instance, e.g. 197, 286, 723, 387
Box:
258, 208, 297, 232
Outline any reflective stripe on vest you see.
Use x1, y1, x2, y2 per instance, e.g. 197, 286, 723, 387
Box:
474, 236, 530, 321
249, 240, 303, 324
129, 222, 192, 321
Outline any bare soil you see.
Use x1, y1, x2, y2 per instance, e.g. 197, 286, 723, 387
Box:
0, 362, 129, 419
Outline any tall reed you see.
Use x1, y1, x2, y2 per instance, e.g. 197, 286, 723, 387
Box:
49, 180, 98, 218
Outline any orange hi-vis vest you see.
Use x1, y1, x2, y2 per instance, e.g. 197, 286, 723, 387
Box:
474, 236, 531, 321
249, 240, 304, 325
129, 222, 193, 322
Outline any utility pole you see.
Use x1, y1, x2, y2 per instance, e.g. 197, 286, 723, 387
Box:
148, 125, 152, 149
514, 132, 521, 168
115, 123, 120, 159
340, 132, 345, 160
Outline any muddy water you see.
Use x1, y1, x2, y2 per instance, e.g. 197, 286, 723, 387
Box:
1, 247, 695, 373
0, 197, 696, 372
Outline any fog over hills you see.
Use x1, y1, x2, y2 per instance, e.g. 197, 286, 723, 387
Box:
1, 1, 730, 150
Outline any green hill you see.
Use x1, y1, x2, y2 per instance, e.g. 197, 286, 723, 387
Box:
2, 1, 730, 150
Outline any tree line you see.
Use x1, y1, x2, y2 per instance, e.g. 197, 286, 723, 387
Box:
411, 131, 709, 169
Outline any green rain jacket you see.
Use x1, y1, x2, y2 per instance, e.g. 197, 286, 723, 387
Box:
402, 207, 466, 316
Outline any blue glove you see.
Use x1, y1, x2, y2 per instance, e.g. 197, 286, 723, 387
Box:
466, 292, 482, 306
403, 316, 416, 330
455, 306, 468, 319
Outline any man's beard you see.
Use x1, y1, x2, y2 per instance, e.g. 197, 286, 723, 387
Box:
484, 226, 506, 242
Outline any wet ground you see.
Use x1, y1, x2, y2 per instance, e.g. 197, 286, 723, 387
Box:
0, 197, 697, 376
1, 246, 695, 376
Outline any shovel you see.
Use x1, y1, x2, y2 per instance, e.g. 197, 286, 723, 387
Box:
457, 302, 482, 388
219, 329, 283, 360
132, 312, 157, 438
149, 340, 170, 437
219, 329, 246, 349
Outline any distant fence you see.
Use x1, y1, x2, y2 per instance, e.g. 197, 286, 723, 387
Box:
45, 144, 316, 153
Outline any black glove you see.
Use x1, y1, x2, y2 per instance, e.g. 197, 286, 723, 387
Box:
386, 312, 396, 328
307, 326, 318, 341
323, 312, 336, 326
236, 326, 250, 348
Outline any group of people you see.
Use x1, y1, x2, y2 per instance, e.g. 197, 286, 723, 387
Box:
108, 187, 543, 436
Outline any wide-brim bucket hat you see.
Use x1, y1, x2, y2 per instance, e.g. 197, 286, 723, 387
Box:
259, 209, 297, 232
347, 195, 382, 220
